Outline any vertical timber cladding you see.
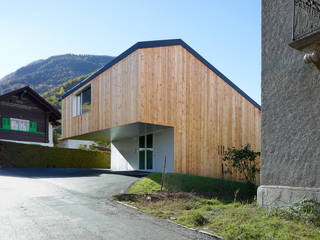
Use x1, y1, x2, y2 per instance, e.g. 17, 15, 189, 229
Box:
0, 95, 48, 143
61, 43, 261, 180
61, 50, 140, 139
138, 46, 261, 179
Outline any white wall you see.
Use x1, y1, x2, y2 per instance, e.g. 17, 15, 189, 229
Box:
0, 123, 54, 147
153, 128, 174, 172
111, 137, 138, 171
110, 128, 174, 172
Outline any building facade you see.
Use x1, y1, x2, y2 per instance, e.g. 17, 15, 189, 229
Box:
259, 0, 320, 206
0, 86, 61, 147
61, 39, 261, 180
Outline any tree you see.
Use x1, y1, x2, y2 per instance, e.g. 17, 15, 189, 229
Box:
223, 144, 260, 185
58, 87, 65, 95
52, 128, 61, 145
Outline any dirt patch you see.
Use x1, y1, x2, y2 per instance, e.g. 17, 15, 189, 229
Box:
113, 192, 198, 203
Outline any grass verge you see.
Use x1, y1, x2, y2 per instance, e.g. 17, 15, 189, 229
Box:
129, 172, 256, 201
113, 173, 320, 240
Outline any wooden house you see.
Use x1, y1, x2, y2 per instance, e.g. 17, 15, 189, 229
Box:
0, 86, 61, 147
60, 39, 261, 180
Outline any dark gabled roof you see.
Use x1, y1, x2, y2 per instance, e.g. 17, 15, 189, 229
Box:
0, 86, 61, 123
61, 39, 261, 110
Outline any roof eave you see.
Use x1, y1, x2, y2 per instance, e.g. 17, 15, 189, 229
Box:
60, 39, 261, 110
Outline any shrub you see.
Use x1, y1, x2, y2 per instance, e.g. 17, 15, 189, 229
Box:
189, 211, 209, 226
223, 144, 260, 185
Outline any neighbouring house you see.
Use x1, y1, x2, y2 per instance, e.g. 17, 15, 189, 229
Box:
0, 86, 61, 147
60, 39, 261, 180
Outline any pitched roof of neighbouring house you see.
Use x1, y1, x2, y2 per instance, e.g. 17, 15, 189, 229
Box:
0, 86, 61, 123
61, 39, 261, 110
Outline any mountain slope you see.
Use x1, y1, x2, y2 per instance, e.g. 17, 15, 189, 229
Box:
0, 54, 114, 95
41, 73, 90, 110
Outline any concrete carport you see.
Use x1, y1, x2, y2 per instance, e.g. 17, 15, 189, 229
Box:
71, 122, 174, 173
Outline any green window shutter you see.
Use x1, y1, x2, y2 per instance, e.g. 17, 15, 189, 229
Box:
2, 118, 11, 130
29, 121, 37, 133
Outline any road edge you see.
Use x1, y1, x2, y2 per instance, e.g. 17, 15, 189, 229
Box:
114, 200, 224, 240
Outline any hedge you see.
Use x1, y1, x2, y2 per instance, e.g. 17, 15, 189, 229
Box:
0, 141, 110, 168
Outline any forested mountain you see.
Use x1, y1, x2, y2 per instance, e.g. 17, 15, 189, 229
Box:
0, 54, 114, 95
41, 73, 90, 109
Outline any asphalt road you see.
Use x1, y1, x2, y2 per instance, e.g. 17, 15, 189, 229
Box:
0, 168, 216, 240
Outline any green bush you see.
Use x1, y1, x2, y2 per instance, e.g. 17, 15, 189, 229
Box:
223, 144, 260, 185
188, 211, 209, 226
0, 141, 110, 168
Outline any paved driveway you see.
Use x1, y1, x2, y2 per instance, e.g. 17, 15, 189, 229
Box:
0, 168, 215, 240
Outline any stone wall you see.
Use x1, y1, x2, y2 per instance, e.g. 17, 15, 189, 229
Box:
259, 0, 320, 206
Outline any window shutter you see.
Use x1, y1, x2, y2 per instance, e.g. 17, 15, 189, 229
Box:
29, 121, 37, 133
2, 118, 11, 130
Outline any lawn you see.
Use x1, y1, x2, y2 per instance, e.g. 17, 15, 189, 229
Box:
128, 172, 256, 200
114, 173, 320, 240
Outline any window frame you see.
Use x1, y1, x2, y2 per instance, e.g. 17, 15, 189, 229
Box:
10, 118, 30, 132
138, 134, 153, 170
72, 85, 92, 117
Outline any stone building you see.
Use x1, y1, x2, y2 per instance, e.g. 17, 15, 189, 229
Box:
258, 0, 320, 206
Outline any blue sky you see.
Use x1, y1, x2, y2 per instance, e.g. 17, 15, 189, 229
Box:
0, 0, 261, 103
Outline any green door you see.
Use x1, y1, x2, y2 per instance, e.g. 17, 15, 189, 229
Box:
139, 150, 145, 170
